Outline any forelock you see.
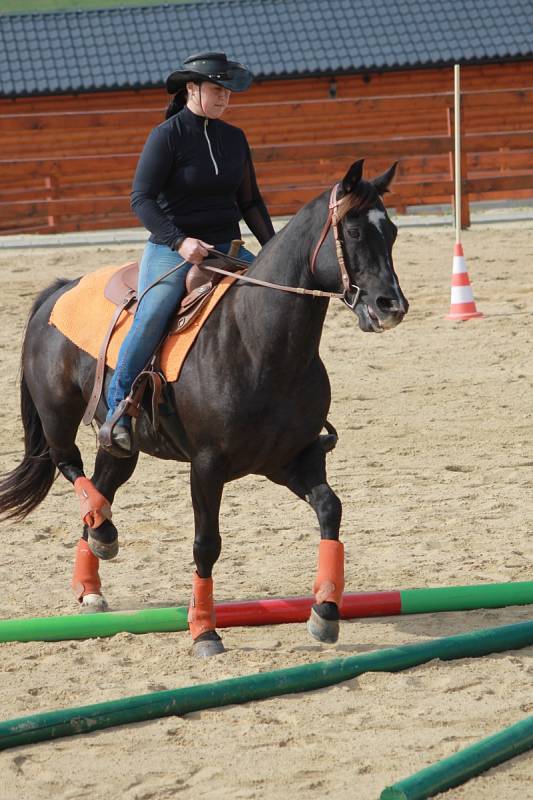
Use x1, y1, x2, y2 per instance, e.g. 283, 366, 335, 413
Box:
336, 180, 379, 222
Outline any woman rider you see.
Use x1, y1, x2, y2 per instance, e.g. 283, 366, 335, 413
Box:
99, 52, 275, 454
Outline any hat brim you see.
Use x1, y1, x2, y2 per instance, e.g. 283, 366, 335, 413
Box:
166, 64, 252, 94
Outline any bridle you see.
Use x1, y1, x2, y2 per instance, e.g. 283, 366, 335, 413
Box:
309, 183, 361, 309
142, 183, 362, 307
203, 183, 361, 307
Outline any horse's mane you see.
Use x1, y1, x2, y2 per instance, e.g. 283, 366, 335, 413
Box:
27, 278, 71, 321
336, 180, 380, 222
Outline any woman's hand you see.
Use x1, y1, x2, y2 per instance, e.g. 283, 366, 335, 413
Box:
177, 237, 214, 264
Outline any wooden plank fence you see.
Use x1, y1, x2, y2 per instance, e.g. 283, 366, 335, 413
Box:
0, 85, 532, 235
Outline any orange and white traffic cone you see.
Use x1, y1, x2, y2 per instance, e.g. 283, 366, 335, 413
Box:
445, 242, 483, 321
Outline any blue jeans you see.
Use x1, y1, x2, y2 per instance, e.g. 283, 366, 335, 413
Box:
106, 240, 255, 422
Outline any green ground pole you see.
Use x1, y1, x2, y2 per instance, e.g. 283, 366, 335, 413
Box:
1, 619, 532, 751
0, 606, 189, 642
381, 714, 533, 799
399, 581, 533, 614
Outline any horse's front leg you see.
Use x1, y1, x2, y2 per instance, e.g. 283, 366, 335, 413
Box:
268, 439, 343, 644
189, 456, 225, 658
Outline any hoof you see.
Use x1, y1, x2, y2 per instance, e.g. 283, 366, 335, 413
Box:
87, 520, 119, 560
192, 632, 225, 658
307, 606, 340, 644
79, 593, 109, 614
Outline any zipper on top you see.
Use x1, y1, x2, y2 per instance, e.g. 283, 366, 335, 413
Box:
204, 119, 219, 176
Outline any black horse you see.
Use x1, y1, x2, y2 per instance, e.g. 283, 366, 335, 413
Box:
0, 159, 407, 656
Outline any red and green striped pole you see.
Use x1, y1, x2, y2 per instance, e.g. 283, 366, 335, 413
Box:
0, 581, 532, 643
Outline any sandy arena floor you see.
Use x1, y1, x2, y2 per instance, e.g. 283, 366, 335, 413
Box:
0, 221, 532, 799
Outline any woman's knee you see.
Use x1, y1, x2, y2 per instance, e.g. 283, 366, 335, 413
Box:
138, 243, 187, 292
237, 246, 255, 265
135, 276, 188, 321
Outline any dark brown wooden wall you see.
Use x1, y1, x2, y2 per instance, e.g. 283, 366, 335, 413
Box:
1, 60, 532, 234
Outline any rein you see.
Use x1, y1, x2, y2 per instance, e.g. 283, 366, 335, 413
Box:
140, 183, 360, 307
202, 258, 344, 300
203, 185, 360, 307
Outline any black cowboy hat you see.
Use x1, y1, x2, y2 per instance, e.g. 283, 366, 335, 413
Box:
166, 52, 253, 94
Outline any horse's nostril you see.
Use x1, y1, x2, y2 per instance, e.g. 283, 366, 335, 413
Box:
376, 296, 405, 317
377, 296, 395, 314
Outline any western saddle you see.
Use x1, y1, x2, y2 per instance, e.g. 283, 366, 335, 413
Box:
84, 240, 247, 432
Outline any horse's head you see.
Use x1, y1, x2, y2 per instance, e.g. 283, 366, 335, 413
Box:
315, 159, 408, 332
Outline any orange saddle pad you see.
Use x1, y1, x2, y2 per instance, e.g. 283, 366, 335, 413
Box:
49, 262, 238, 382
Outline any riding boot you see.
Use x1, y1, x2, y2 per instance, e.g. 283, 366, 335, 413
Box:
110, 424, 132, 453
98, 400, 134, 458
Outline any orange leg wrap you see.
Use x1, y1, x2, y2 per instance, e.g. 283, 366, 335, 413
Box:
312, 539, 345, 606
74, 477, 112, 529
71, 538, 102, 601
188, 573, 216, 640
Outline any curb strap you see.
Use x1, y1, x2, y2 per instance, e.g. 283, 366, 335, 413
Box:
74, 477, 112, 529
313, 539, 345, 607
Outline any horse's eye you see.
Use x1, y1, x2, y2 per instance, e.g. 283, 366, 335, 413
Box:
347, 228, 361, 240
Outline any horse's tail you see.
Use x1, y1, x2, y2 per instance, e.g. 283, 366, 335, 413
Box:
0, 278, 71, 520
320, 420, 338, 454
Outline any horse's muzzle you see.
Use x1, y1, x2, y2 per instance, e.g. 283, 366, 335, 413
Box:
355, 296, 408, 332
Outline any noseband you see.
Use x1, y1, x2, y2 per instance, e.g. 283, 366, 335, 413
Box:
310, 183, 362, 309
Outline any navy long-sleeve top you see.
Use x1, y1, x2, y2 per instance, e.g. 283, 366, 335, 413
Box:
130, 105, 275, 250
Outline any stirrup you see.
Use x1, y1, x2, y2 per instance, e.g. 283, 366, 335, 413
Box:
98, 400, 135, 458
98, 422, 133, 458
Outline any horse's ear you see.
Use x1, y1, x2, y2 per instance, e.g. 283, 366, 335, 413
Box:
372, 162, 398, 195
341, 159, 364, 194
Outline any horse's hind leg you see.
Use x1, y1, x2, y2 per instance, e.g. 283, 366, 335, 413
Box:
268, 439, 343, 644
32, 406, 107, 611
73, 447, 139, 611
66, 448, 138, 612
22, 315, 140, 611
37, 399, 138, 611
188, 455, 225, 658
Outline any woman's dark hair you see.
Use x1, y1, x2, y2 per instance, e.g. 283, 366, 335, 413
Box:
165, 87, 188, 119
